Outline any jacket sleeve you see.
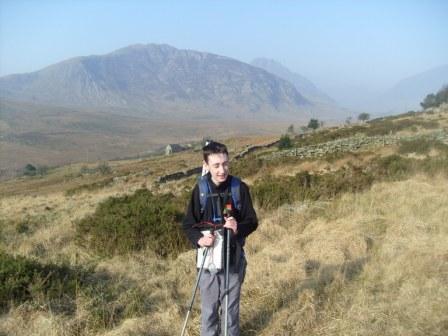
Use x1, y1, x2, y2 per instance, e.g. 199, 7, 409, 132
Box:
182, 184, 203, 247
235, 181, 258, 239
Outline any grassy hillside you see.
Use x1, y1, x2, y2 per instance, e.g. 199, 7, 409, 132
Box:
0, 99, 291, 177
0, 105, 447, 335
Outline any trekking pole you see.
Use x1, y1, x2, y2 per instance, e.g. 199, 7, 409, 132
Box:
223, 203, 233, 336
180, 247, 209, 336
224, 227, 230, 336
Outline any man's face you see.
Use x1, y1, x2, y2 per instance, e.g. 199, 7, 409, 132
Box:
204, 153, 229, 186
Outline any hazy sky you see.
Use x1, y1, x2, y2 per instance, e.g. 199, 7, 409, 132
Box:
1, 0, 447, 101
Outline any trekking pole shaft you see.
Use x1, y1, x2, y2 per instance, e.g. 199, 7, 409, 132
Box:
180, 247, 209, 336
180, 310, 191, 336
224, 228, 231, 336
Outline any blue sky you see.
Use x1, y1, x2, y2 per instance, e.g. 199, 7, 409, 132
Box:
1, 0, 447, 101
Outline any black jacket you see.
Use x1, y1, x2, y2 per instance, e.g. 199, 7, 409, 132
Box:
182, 173, 258, 253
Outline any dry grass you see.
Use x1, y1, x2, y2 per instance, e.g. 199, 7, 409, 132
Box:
249, 175, 448, 336
1, 110, 447, 335
2, 174, 446, 335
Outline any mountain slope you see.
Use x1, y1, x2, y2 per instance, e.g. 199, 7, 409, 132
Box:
0, 44, 311, 120
251, 58, 335, 105
378, 64, 448, 113
251, 58, 349, 119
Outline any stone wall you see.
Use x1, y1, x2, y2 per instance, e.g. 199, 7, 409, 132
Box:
156, 131, 448, 183
233, 139, 280, 159
157, 166, 202, 183
267, 131, 448, 160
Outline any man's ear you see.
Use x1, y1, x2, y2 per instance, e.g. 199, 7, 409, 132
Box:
202, 160, 208, 169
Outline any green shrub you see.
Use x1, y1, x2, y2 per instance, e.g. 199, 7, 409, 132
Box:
23, 163, 37, 176
371, 155, 414, 180
398, 138, 448, 154
404, 110, 417, 117
418, 120, 440, 129
79, 275, 149, 331
0, 251, 148, 331
22, 164, 49, 177
252, 171, 318, 209
419, 154, 448, 177
79, 162, 112, 175
0, 251, 86, 313
421, 85, 448, 109
313, 167, 374, 199
251, 175, 297, 209
307, 119, 320, 130
231, 156, 265, 178
252, 169, 374, 210
292, 126, 367, 147
13, 215, 46, 235
80, 165, 95, 174
65, 177, 114, 196
76, 189, 189, 257
97, 162, 112, 175
358, 112, 370, 122
15, 221, 30, 234
278, 134, 293, 149
36, 165, 49, 176
364, 118, 439, 136
364, 120, 409, 136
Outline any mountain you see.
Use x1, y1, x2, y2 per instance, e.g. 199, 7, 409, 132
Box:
251, 58, 334, 105
251, 58, 349, 119
0, 44, 311, 121
377, 64, 448, 114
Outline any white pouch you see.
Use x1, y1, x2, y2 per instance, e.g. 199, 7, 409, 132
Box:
197, 229, 223, 273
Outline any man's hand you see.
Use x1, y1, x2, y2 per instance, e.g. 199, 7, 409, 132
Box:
224, 216, 238, 235
198, 232, 215, 247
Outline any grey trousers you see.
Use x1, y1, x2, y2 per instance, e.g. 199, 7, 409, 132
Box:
199, 258, 246, 336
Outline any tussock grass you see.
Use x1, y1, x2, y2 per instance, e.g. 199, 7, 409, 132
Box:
246, 175, 448, 336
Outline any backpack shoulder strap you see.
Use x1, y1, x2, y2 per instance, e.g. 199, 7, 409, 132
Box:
199, 175, 241, 213
198, 175, 209, 213
230, 176, 242, 211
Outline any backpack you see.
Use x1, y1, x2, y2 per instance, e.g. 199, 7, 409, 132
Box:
198, 175, 242, 215
197, 175, 246, 259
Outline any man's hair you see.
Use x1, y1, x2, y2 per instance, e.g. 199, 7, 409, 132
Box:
202, 141, 228, 162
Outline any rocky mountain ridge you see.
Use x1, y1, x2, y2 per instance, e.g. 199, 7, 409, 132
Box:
0, 44, 312, 120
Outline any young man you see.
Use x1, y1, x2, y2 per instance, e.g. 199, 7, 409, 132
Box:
182, 141, 258, 336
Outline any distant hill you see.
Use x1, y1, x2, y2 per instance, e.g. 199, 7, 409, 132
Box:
251, 58, 348, 119
251, 58, 334, 105
378, 64, 448, 114
0, 44, 312, 121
